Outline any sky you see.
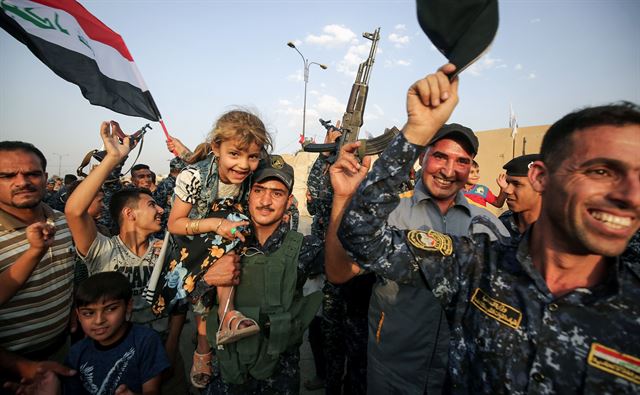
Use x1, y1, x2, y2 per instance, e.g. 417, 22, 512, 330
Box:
1, 0, 639, 177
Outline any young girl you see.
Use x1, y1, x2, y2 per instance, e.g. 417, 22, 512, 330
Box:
159, 110, 272, 388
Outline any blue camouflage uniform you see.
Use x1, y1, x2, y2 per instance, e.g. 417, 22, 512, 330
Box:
499, 210, 521, 240
307, 153, 371, 395
339, 132, 640, 394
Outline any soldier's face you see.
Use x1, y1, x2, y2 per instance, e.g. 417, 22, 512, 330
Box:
535, 124, 640, 256
421, 139, 473, 204
504, 175, 540, 213
131, 168, 153, 189
0, 150, 47, 210
248, 179, 292, 228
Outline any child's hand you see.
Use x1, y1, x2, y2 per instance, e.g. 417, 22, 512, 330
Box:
215, 219, 249, 242
496, 173, 508, 190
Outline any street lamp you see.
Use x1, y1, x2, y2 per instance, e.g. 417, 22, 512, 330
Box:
287, 41, 327, 142
52, 152, 69, 177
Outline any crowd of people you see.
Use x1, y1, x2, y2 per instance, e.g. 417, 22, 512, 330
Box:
0, 62, 638, 395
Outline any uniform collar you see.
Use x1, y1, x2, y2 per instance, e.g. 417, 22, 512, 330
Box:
412, 180, 471, 215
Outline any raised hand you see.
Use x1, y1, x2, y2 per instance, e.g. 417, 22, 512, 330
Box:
329, 141, 371, 199
496, 173, 508, 190
100, 121, 132, 162
404, 63, 459, 145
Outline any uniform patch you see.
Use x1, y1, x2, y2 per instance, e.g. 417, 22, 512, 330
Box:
407, 230, 453, 256
587, 343, 640, 384
471, 288, 522, 329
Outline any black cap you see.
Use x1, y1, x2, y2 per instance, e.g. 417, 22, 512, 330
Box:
428, 123, 479, 155
503, 154, 541, 177
253, 155, 294, 192
417, 0, 499, 77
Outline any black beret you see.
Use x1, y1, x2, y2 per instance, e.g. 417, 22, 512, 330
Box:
503, 154, 541, 177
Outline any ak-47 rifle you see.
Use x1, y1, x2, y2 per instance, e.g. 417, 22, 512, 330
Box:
303, 27, 400, 158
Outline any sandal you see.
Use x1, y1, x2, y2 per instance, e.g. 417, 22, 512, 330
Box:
216, 310, 260, 346
190, 350, 212, 389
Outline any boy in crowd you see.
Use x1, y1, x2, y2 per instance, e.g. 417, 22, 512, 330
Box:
463, 160, 506, 208
64, 272, 170, 395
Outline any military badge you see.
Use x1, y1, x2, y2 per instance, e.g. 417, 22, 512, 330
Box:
271, 155, 285, 169
587, 343, 640, 384
407, 230, 453, 256
471, 288, 522, 329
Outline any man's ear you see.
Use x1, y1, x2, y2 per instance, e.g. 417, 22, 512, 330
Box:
287, 194, 294, 209
122, 206, 135, 222
126, 299, 133, 316
528, 160, 548, 194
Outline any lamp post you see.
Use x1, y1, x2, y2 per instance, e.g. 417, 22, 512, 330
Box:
287, 42, 327, 142
52, 152, 69, 177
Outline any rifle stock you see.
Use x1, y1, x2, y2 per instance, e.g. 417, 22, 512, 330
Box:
303, 27, 398, 158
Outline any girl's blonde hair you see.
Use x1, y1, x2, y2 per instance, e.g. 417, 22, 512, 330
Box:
187, 109, 272, 164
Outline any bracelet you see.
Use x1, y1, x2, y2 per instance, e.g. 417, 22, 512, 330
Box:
190, 219, 201, 234
215, 219, 223, 233
185, 221, 190, 235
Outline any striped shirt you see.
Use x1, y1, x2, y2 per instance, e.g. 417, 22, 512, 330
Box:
0, 205, 75, 354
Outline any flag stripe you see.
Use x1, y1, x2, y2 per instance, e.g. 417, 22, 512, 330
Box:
1, 0, 160, 121
29, 0, 133, 60
2, 0, 145, 89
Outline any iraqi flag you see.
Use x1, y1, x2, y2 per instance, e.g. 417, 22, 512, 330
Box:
0, 0, 160, 121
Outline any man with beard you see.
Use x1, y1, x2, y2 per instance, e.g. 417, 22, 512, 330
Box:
205, 154, 325, 394
498, 154, 543, 239
338, 64, 640, 393
131, 164, 156, 192
0, 141, 76, 384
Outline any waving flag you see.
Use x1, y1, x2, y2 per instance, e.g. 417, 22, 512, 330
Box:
0, 0, 160, 121
509, 103, 518, 139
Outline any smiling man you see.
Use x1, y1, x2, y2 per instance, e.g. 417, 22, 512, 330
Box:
327, 123, 509, 394
338, 63, 640, 393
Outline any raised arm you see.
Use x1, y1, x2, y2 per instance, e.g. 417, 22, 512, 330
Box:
65, 121, 132, 255
325, 141, 371, 284
338, 65, 459, 282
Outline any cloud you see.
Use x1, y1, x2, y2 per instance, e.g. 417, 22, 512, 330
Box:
278, 99, 291, 106
514, 63, 523, 70
306, 25, 357, 47
287, 70, 303, 82
466, 53, 504, 76
527, 73, 537, 79
337, 43, 381, 76
530, 18, 541, 24
389, 32, 410, 48
384, 59, 411, 68
394, 24, 406, 31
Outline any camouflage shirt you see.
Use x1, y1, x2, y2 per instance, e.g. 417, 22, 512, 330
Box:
306, 154, 333, 239
499, 210, 521, 240
339, 133, 640, 394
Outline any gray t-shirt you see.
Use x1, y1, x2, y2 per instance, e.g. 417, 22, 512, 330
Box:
80, 233, 169, 334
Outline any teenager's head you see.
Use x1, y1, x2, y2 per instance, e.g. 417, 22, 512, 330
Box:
109, 188, 163, 233
502, 154, 541, 214
468, 160, 480, 185
75, 272, 133, 346
187, 110, 272, 184
530, 102, 640, 257
131, 164, 153, 190
68, 180, 104, 220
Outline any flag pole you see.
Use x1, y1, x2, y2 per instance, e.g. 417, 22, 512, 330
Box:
158, 119, 178, 156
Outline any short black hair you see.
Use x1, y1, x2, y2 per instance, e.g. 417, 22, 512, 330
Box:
541, 101, 640, 173
0, 141, 47, 171
109, 187, 152, 227
64, 174, 78, 186
75, 271, 132, 307
131, 164, 150, 173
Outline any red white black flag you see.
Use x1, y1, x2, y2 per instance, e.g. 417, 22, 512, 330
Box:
0, 0, 161, 121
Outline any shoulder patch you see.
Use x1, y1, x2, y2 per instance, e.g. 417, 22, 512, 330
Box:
398, 190, 414, 199
587, 342, 640, 384
471, 288, 522, 329
407, 230, 453, 256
